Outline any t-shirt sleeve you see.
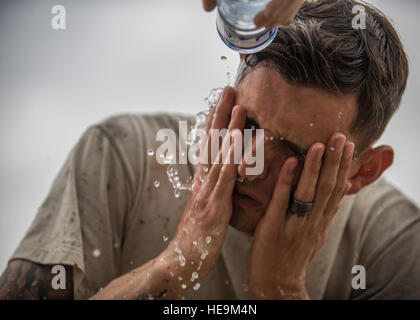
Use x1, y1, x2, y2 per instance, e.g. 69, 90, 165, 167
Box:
8, 123, 133, 299
351, 198, 420, 299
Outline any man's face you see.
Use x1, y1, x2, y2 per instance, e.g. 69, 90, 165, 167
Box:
229, 66, 358, 234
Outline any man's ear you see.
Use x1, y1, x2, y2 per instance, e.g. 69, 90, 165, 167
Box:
347, 145, 394, 195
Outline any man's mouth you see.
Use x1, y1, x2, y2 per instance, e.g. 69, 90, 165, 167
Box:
233, 185, 264, 209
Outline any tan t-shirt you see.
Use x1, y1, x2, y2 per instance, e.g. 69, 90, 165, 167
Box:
9, 113, 420, 299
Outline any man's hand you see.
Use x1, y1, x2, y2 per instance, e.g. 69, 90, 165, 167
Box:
247, 133, 354, 299
254, 0, 304, 29
159, 87, 246, 296
91, 87, 245, 300
202, 0, 304, 29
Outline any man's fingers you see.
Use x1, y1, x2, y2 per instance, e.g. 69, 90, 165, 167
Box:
292, 143, 325, 203
323, 142, 354, 226
259, 157, 298, 234
211, 86, 236, 131
254, 10, 269, 27
254, 0, 303, 28
208, 106, 244, 190
311, 134, 346, 219
202, 0, 217, 12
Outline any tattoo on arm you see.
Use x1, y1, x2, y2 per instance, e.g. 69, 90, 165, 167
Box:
0, 259, 73, 300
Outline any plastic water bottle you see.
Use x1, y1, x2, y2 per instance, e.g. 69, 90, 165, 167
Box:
216, 0, 278, 54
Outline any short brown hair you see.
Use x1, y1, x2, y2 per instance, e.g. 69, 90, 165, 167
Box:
236, 0, 409, 153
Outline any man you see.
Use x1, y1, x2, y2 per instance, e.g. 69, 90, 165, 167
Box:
1, 0, 419, 300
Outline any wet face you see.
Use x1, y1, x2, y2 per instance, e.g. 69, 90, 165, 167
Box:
230, 66, 358, 234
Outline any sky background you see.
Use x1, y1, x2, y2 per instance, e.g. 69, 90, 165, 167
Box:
0, 0, 419, 271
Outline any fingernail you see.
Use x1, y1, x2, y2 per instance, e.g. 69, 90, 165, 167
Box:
231, 105, 238, 117
317, 145, 325, 160
221, 87, 228, 100
344, 142, 355, 160
289, 159, 298, 174
334, 136, 346, 150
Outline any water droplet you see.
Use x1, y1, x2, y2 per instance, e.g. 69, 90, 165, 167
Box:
178, 276, 183, 281
200, 250, 209, 260
93, 249, 101, 258
280, 136, 284, 141
170, 271, 175, 277
197, 261, 203, 271
330, 147, 336, 151
130, 260, 133, 265
147, 149, 154, 156
154, 180, 160, 188
162, 235, 168, 242
199, 176, 204, 183
181, 284, 187, 289
203, 166, 209, 173
174, 190, 181, 198
269, 136, 274, 141
192, 271, 199, 280
221, 56, 227, 60
193, 283, 201, 291
193, 240, 198, 246
205, 236, 212, 244
179, 255, 186, 267
309, 123, 315, 127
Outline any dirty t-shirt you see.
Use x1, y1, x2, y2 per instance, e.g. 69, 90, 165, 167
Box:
9, 113, 420, 299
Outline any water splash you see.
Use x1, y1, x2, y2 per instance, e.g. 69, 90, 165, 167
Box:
163, 87, 246, 198
92, 249, 101, 258
200, 250, 209, 260
191, 271, 199, 282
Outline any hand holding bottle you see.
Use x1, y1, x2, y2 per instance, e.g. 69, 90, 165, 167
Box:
202, 0, 303, 28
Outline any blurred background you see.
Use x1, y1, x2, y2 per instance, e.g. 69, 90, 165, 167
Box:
0, 0, 419, 272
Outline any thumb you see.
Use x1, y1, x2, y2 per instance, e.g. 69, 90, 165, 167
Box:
203, 0, 217, 12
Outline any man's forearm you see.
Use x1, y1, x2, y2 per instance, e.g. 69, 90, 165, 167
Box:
89, 250, 198, 300
250, 281, 310, 300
